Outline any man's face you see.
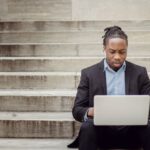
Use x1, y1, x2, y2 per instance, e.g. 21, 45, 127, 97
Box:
104, 38, 127, 70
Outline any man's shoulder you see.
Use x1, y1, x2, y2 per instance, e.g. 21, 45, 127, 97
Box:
81, 62, 102, 74
126, 61, 146, 71
126, 61, 147, 75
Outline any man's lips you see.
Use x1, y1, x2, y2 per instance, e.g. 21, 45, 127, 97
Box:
114, 62, 121, 65
113, 63, 122, 67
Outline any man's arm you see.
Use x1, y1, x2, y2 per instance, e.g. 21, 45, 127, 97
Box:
72, 69, 90, 122
139, 67, 150, 95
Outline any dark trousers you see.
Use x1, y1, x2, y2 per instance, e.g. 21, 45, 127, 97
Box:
79, 119, 150, 150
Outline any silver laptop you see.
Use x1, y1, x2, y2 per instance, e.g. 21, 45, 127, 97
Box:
94, 95, 150, 126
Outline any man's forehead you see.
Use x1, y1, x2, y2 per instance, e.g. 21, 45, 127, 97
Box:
108, 38, 127, 44
108, 48, 127, 51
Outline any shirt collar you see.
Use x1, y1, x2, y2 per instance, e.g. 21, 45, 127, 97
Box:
104, 59, 126, 72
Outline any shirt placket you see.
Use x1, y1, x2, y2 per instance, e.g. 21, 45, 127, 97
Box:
114, 73, 118, 95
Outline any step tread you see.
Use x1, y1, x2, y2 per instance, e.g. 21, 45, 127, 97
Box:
0, 138, 74, 150
0, 56, 149, 60
0, 71, 149, 76
0, 112, 73, 121
0, 42, 150, 45
0, 72, 79, 76
0, 89, 76, 96
0, 138, 140, 150
1, 29, 150, 33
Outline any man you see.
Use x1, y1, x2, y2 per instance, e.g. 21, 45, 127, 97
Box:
68, 26, 150, 150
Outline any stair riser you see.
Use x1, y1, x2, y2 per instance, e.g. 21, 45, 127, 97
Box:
0, 120, 74, 138
0, 58, 149, 72
0, 31, 150, 43
0, 96, 74, 112
0, 75, 78, 89
0, 44, 150, 57
0, 73, 150, 89
1, 21, 150, 31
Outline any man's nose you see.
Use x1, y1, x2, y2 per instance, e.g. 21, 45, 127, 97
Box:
114, 53, 121, 60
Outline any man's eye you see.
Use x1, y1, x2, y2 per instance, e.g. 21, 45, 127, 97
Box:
119, 51, 126, 54
110, 51, 115, 54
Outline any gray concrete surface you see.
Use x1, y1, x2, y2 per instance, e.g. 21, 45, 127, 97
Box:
0, 57, 149, 72
0, 138, 75, 150
72, 0, 150, 20
0, 112, 79, 138
1, 21, 150, 32
0, 89, 76, 112
0, 43, 150, 57
1, 31, 150, 43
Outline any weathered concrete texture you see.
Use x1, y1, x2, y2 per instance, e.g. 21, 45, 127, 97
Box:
0, 71, 149, 90
0, 57, 149, 72
0, 0, 7, 15
72, 0, 150, 20
0, 112, 75, 138
1, 21, 150, 32
0, 89, 77, 96
0, 21, 80, 32
0, 138, 77, 150
0, 72, 78, 89
0, 95, 74, 112
0, 43, 150, 57
0, 44, 79, 57
0, 0, 72, 21
1, 31, 150, 43
74, 121, 81, 137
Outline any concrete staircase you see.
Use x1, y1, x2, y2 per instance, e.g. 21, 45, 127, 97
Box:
0, 21, 149, 150
0, 1, 149, 150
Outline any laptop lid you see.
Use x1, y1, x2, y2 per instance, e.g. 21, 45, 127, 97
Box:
94, 95, 150, 126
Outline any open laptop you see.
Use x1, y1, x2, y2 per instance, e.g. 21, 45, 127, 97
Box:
94, 95, 150, 126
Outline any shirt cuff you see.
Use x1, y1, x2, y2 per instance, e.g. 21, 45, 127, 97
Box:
84, 109, 89, 122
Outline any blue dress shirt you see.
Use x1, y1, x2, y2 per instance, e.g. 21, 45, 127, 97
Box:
104, 59, 126, 95
84, 59, 126, 121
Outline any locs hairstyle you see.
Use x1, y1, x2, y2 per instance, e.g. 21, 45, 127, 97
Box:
102, 26, 128, 46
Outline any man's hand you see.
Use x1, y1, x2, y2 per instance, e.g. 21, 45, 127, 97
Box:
87, 107, 94, 117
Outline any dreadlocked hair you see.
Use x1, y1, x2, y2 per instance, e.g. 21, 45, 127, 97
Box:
102, 26, 128, 46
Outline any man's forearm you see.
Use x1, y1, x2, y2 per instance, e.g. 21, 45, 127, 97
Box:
72, 106, 89, 122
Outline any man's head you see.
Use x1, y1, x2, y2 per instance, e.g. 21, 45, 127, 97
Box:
102, 26, 128, 71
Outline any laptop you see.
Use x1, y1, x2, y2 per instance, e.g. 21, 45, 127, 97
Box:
94, 95, 150, 126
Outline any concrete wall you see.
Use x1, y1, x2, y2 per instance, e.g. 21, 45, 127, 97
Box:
0, 0, 150, 21
72, 0, 150, 20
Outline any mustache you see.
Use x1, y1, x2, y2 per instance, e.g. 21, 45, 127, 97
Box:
113, 62, 122, 64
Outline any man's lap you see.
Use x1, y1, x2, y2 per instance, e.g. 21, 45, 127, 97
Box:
79, 119, 149, 149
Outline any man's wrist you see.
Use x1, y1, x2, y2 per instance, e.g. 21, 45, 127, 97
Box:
87, 107, 94, 117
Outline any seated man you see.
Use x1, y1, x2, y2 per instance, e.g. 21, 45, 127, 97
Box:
69, 26, 150, 150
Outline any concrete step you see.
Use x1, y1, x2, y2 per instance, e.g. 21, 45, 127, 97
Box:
0, 139, 142, 150
1, 31, 150, 43
0, 43, 150, 57
0, 89, 76, 112
0, 112, 80, 138
1, 21, 150, 32
0, 71, 150, 90
0, 138, 141, 150
0, 72, 80, 89
0, 0, 71, 21
0, 138, 76, 150
0, 57, 149, 72
0, 138, 77, 150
